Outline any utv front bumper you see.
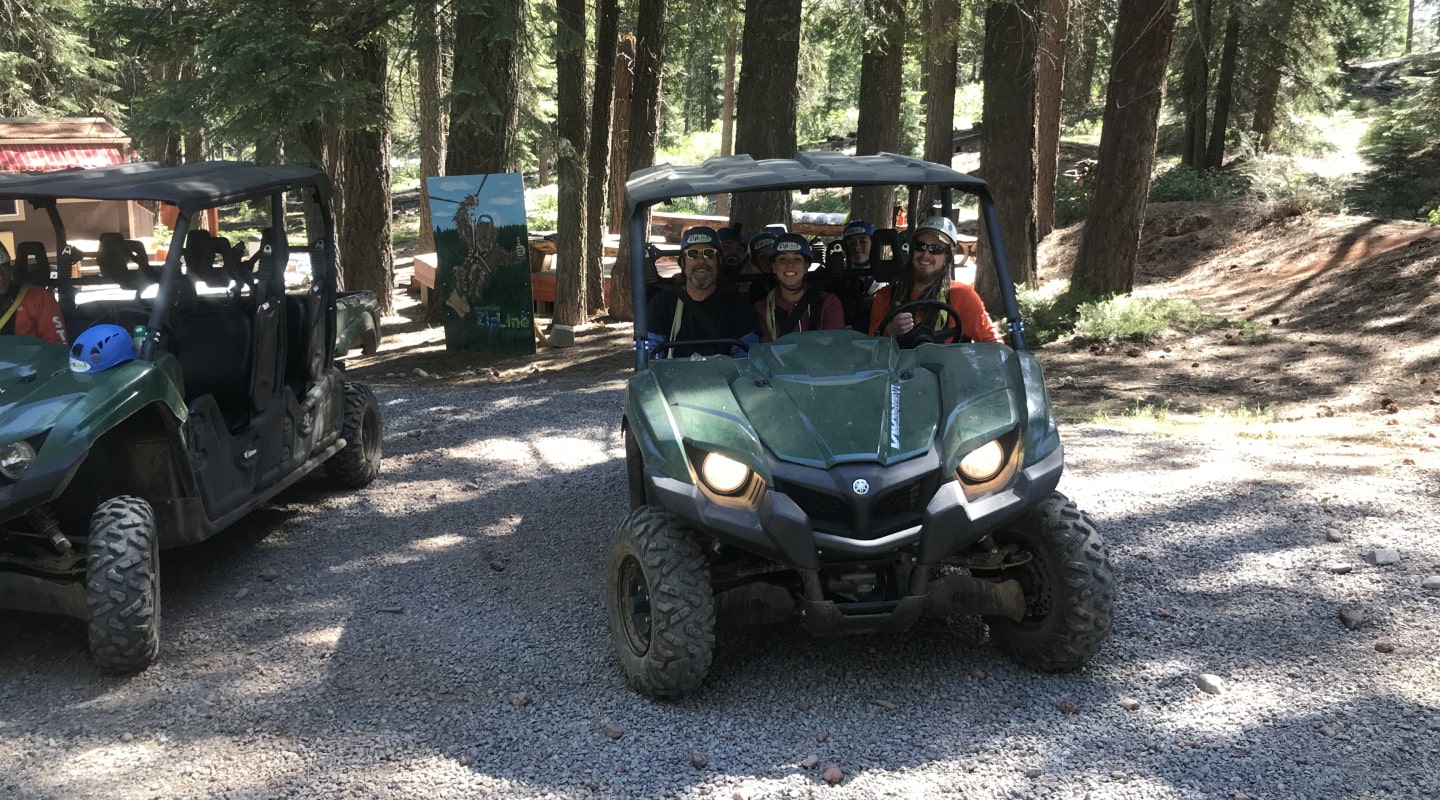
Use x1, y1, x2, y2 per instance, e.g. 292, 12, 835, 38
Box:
645, 443, 1065, 571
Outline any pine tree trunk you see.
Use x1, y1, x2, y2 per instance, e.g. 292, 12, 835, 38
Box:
338, 36, 395, 315
1063, 4, 1102, 116
554, 0, 590, 329
608, 36, 636, 237
715, 16, 739, 219
921, 0, 959, 214
730, 0, 801, 237
295, 121, 330, 242
610, 1, 668, 321
976, 0, 1042, 308
1070, 0, 1179, 297
1035, 0, 1070, 240
1250, 0, 1294, 152
416, 0, 447, 256
536, 140, 552, 187
852, 0, 907, 227
1205, 5, 1241, 168
1406, 0, 1415, 53
447, 0, 526, 175
586, 0, 620, 314
1179, 0, 1212, 167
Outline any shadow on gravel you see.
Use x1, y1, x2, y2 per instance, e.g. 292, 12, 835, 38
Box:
4, 386, 1438, 799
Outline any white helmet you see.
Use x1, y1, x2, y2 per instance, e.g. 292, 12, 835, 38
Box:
914, 215, 959, 249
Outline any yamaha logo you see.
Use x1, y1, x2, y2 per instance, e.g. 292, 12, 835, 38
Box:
852, 479, 870, 496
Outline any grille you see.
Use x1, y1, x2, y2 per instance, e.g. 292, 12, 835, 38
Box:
779, 482, 849, 528
873, 479, 927, 518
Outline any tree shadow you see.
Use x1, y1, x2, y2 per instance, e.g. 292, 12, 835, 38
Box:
2, 387, 1437, 799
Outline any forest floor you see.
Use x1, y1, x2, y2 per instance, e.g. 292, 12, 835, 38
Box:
351, 200, 1440, 457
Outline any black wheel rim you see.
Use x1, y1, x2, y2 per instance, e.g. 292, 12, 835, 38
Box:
617, 555, 652, 655
1001, 533, 1053, 624
361, 406, 381, 464
1014, 549, 1053, 622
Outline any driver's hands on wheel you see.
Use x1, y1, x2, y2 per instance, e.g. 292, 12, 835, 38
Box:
883, 311, 916, 338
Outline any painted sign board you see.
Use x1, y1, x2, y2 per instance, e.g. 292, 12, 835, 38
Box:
426, 173, 534, 354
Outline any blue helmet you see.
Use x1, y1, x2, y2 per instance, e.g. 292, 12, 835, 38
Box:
771, 233, 814, 262
69, 324, 137, 373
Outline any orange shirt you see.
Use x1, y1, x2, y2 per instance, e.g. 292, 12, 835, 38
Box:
1, 285, 68, 344
868, 281, 1000, 343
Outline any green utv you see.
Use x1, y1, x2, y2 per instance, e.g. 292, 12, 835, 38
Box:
609, 152, 1115, 698
0, 162, 382, 673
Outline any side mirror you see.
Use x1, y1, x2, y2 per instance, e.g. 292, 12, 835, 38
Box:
871, 228, 904, 283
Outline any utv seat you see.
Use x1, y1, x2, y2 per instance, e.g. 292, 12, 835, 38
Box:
97, 233, 161, 296
175, 308, 253, 430
13, 242, 53, 286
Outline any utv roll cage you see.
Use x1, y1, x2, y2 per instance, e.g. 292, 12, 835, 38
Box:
0, 161, 337, 364
624, 151, 1028, 369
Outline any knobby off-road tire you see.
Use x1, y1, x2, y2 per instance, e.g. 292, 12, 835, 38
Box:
86, 496, 161, 674
985, 491, 1115, 672
327, 382, 382, 488
606, 506, 715, 699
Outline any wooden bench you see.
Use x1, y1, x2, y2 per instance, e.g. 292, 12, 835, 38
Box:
412, 252, 436, 305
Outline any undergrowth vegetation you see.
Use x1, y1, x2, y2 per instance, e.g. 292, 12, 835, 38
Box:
1014, 281, 1212, 345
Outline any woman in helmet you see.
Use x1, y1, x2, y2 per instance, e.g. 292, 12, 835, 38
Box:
753, 234, 844, 342
868, 216, 999, 345
0, 243, 68, 344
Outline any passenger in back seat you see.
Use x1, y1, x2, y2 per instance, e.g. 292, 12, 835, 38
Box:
0, 243, 68, 344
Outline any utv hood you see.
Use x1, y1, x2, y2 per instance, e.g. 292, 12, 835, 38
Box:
0, 339, 93, 439
634, 330, 1038, 475
0, 337, 186, 451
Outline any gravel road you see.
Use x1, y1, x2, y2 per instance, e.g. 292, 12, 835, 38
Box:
3, 376, 1439, 800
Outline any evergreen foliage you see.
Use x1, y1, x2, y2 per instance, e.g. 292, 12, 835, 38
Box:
1, 0, 118, 118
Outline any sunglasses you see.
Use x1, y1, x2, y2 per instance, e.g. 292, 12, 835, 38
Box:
684, 247, 718, 259
913, 242, 951, 255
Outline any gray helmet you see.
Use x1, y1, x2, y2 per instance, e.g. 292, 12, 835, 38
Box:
914, 215, 959, 249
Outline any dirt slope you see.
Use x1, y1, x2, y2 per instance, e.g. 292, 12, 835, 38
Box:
1035, 203, 1440, 431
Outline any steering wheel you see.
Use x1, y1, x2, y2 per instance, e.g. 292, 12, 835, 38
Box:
876, 299, 968, 347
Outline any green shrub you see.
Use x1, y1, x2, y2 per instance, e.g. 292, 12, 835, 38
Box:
1053, 174, 1093, 227
391, 163, 421, 189
1073, 295, 1210, 343
1014, 280, 1088, 344
661, 195, 716, 215
656, 129, 722, 168
793, 190, 852, 214
526, 187, 559, 232
1148, 164, 1246, 203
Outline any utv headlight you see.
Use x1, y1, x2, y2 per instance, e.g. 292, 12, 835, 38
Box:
0, 441, 37, 481
957, 439, 1005, 483
699, 452, 751, 495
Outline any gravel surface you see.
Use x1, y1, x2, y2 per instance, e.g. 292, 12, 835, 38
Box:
2, 376, 1439, 799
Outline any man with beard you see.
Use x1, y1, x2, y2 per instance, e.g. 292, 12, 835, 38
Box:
717, 225, 749, 281
645, 227, 755, 358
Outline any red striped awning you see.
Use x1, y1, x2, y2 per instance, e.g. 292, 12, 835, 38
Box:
0, 144, 127, 171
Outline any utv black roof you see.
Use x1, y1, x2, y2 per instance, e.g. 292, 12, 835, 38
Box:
625, 151, 989, 214
0, 161, 331, 216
